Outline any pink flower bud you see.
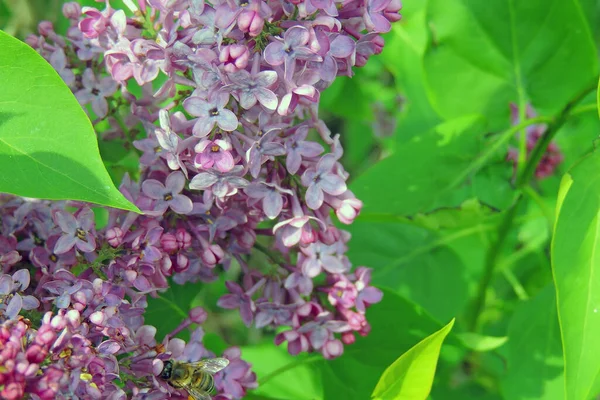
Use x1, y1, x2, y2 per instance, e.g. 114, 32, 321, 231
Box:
106, 227, 124, 247
62, 2, 82, 19
341, 331, 356, 345
219, 45, 250, 73
174, 253, 189, 272
201, 244, 224, 267
176, 228, 192, 249
384, 0, 402, 23
26, 344, 48, 364
161, 233, 178, 254
37, 21, 55, 37
238, 10, 264, 37
335, 198, 363, 224
189, 306, 208, 324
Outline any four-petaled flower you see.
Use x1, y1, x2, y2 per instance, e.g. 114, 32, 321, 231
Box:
264, 26, 322, 82
189, 165, 249, 198
285, 126, 324, 174
52, 208, 97, 254
142, 171, 194, 215
183, 92, 239, 137
227, 68, 278, 111
195, 139, 235, 172
74, 68, 118, 118
301, 154, 347, 210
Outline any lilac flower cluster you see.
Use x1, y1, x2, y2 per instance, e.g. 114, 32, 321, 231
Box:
0, 0, 400, 397
507, 104, 564, 179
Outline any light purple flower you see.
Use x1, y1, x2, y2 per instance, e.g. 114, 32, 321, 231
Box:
246, 130, 286, 178
142, 171, 193, 215
74, 68, 118, 118
183, 92, 238, 137
245, 182, 292, 219
285, 126, 324, 174
0, 269, 40, 320
217, 281, 256, 327
299, 242, 348, 277
189, 165, 249, 198
297, 312, 350, 350
215, 347, 258, 398
52, 208, 96, 254
354, 267, 383, 312
328, 278, 358, 309
49, 49, 75, 87
194, 139, 235, 172
264, 26, 321, 81
301, 154, 347, 209
227, 64, 278, 110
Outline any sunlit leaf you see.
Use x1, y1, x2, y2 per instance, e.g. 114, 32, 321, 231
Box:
0, 31, 138, 212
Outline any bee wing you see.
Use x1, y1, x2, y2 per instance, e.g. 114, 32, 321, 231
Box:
187, 357, 230, 374
184, 386, 212, 400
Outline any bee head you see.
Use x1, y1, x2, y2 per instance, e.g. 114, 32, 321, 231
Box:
159, 360, 173, 380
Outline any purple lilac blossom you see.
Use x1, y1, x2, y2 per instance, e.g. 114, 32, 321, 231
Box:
1, 0, 403, 397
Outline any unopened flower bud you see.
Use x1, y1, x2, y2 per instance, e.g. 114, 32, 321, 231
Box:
219, 45, 250, 73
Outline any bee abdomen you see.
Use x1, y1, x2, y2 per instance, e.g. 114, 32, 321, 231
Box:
192, 371, 215, 393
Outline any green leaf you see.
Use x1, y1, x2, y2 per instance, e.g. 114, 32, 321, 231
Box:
371, 318, 455, 400
423, 0, 598, 130
501, 284, 564, 400
597, 75, 600, 120
351, 115, 485, 216
144, 280, 204, 341
241, 343, 323, 400
316, 289, 443, 400
551, 149, 600, 400
0, 31, 138, 212
456, 332, 508, 353
345, 200, 499, 323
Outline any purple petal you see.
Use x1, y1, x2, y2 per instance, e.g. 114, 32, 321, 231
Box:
239, 91, 258, 109
183, 96, 210, 117
91, 96, 109, 118
285, 26, 310, 47
305, 184, 324, 209
6, 294, 22, 319
54, 234, 77, 255
54, 210, 77, 234
262, 142, 286, 156
320, 174, 347, 195
78, 208, 96, 231
165, 171, 186, 194
302, 258, 322, 278
169, 194, 193, 214
0, 275, 12, 295
255, 70, 278, 87
263, 42, 285, 66
12, 269, 30, 291
215, 109, 239, 132
189, 172, 219, 190
263, 192, 283, 219
76, 235, 96, 253
361, 286, 383, 304
142, 179, 166, 199
299, 141, 324, 157
255, 88, 278, 110
21, 295, 40, 311
193, 118, 216, 137
98, 340, 122, 355
330, 35, 355, 58
286, 151, 302, 175
217, 294, 241, 309
239, 302, 254, 327
309, 327, 328, 349
254, 312, 273, 329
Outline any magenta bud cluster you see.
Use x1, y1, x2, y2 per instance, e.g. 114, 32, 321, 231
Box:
0, 0, 402, 398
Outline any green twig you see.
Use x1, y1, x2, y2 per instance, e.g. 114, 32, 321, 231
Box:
468, 80, 597, 332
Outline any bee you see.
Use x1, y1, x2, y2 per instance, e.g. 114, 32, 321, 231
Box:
159, 357, 229, 400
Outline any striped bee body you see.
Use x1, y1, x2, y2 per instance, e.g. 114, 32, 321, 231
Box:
159, 358, 229, 400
